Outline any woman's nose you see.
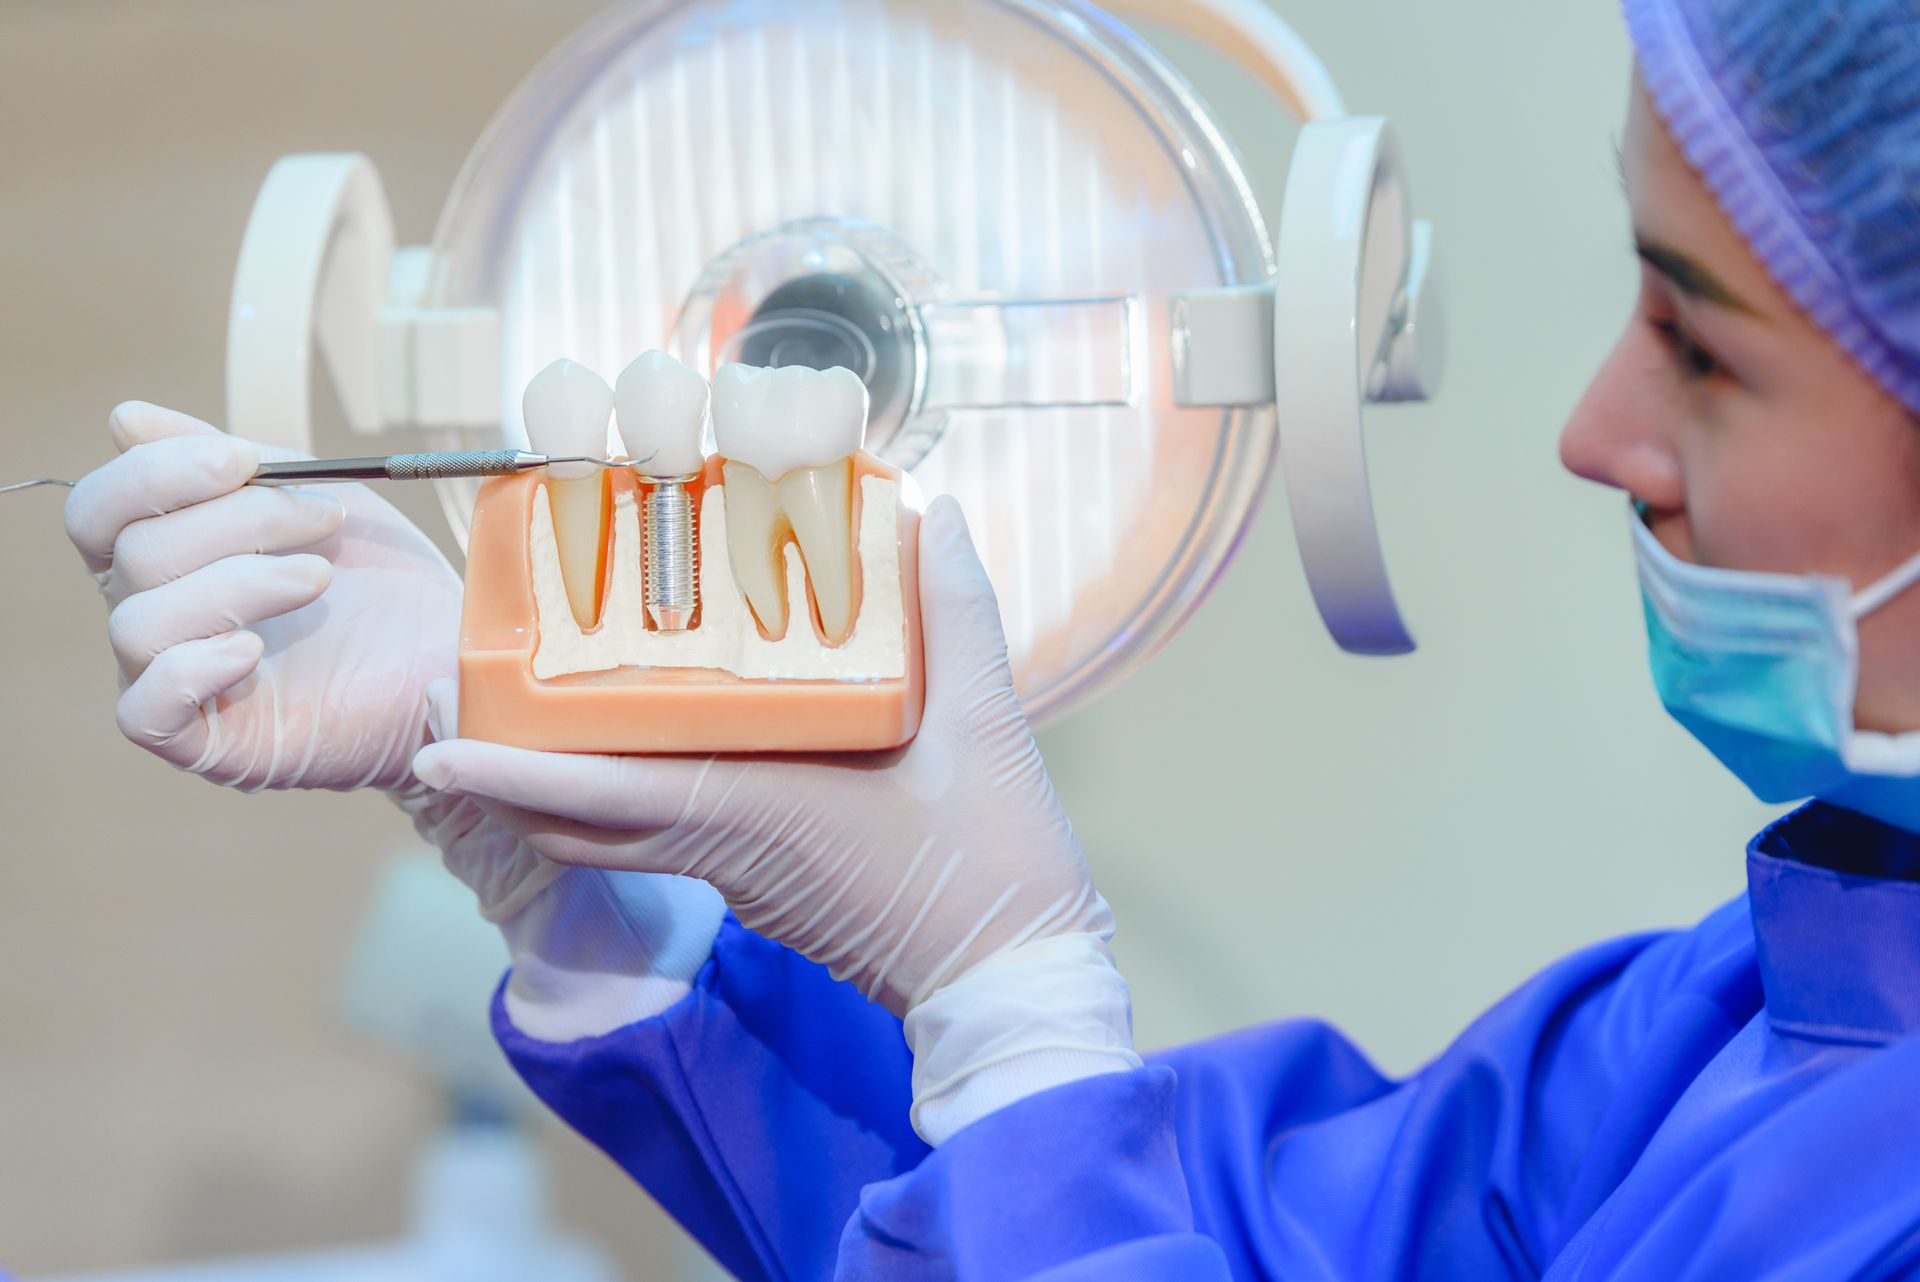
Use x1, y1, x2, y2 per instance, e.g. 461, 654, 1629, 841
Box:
1559, 332, 1685, 508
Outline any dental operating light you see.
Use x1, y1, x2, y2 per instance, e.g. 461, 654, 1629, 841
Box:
223, 0, 1446, 723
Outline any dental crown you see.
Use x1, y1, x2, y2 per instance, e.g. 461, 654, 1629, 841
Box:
523, 358, 614, 480
616, 350, 710, 477
712, 364, 868, 480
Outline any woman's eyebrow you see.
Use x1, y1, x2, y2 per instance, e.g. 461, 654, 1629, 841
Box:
1635, 235, 1762, 317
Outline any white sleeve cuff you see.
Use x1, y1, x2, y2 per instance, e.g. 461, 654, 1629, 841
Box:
499, 869, 727, 1043
903, 932, 1142, 1146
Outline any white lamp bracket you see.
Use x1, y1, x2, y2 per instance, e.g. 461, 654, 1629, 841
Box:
226, 153, 497, 452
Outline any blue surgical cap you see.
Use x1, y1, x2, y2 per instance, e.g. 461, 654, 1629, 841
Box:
1622, 0, 1920, 414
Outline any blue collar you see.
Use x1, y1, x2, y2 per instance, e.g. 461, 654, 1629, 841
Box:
1748, 803, 1920, 1046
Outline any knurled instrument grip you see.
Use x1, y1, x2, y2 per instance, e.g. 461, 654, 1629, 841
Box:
249, 451, 549, 485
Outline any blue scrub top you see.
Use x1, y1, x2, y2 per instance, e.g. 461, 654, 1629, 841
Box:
496, 803, 1920, 1280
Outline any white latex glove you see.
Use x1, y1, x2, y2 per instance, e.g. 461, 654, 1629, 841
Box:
63, 401, 461, 793
64, 402, 716, 1030
410, 496, 1116, 1018
414, 498, 1140, 1140
420, 678, 729, 1041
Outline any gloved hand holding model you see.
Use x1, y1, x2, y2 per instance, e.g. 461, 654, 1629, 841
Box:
414, 495, 1142, 1138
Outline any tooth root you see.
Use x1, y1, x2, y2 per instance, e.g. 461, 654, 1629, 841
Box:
550, 475, 610, 629
779, 459, 857, 645
722, 461, 791, 639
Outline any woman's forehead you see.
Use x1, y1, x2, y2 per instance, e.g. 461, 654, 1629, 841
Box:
1622, 76, 1785, 323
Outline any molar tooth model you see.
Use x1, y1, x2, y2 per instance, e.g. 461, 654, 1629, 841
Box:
713, 364, 867, 647
458, 355, 925, 754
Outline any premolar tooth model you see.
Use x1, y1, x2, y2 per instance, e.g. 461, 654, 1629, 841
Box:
615, 351, 709, 632
522, 359, 614, 629
713, 364, 866, 646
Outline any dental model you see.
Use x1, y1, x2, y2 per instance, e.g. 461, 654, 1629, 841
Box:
521, 359, 615, 629
458, 359, 925, 754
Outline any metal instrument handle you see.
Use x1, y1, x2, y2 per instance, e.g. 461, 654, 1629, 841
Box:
249, 451, 540, 485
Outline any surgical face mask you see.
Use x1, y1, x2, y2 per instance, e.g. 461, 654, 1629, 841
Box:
1631, 502, 1920, 831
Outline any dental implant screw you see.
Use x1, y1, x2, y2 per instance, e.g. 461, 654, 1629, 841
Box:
642, 473, 700, 631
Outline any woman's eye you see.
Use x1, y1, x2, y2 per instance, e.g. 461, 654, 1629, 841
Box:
1650, 317, 1722, 381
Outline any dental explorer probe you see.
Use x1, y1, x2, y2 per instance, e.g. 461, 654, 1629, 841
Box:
248, 451, 649, 485
0, 479, 75, 494
3, 451, 656, 494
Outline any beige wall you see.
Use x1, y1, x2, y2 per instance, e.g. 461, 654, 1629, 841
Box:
0, 0, 1777, 1277
0, 2, 706, 1276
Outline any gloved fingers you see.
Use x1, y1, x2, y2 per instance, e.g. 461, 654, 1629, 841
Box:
114, 629, 264, 769
103, 485, 345, 598
108, 554, 331, 680
410, 679, 691, 871
458, 794, 686, 873
112, 399, 314, 467
106, 401, 222, 452
65, 434, 260, 576
413, 737, 729, 834
915, 495, 1021, 717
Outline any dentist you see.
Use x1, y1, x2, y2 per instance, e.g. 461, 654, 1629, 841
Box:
62, 0, 1920, 1276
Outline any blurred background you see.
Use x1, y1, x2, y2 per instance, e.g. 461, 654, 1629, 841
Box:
0, 0, 1778, 1277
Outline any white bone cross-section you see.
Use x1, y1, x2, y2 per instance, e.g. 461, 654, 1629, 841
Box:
529, 476, 907, 682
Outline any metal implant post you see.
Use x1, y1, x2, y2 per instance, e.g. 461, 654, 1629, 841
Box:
642, 473, 700, 631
